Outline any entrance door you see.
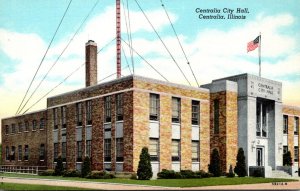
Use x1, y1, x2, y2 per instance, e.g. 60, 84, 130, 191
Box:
256, 148, 263, 166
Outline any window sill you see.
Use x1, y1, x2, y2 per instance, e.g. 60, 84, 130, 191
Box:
256, 136, 269, 139
53, 129, 58, 132
40, 160, 45, 162
40, 129, 45, 131
116, 121, 124, 123
192, 161, 200, 164
172, 161, 180, 163
24, 131, 29, 133
32, 130, 36, 132
86, 124, 92, 127
18, 132, 22, 134
116, 162, 124, 164
104, 122, 111, 125
76, 126, 82, 128
150, 161, 159, 164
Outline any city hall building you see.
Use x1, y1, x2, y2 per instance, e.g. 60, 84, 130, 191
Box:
1, 40, 299, 177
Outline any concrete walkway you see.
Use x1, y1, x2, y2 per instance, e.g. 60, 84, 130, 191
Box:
1, 176, 300, 190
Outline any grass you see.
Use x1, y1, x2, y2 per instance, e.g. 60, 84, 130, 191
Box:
0, 182, 92, 190
1, 173, 297, 187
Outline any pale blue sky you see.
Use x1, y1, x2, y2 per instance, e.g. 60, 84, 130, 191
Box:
0, 0, 299, 117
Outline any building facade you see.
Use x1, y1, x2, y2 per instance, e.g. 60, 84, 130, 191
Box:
1, 40, 299, 177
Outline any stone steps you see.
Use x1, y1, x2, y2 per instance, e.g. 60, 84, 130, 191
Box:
272, 170, 292, 178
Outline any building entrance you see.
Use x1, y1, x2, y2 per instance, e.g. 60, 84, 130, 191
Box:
256, 147, 263, 166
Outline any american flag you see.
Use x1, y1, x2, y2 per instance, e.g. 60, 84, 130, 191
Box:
247, 35, 260, 52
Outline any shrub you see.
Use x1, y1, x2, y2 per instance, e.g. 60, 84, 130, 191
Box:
81, 156, 91, 178
39, 169, 54, 176
63, 169, 80, 177
157, 169, 176, 179
137, 147, 153, 180
180, 170, 196, 178
226, 165, 235, 178
209, 149, 221, 177
86, 171, 115, 179
283, 151, 293, 166
195, 170, 212, 178
130, 173, 137, 180
54, 156, 64, 176
234, 148, 247, 177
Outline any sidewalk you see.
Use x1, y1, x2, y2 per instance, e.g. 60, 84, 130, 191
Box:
1, 176, 300, 190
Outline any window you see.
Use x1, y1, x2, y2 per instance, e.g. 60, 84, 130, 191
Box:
86, 101, 92, 125
149, 138, 159, 161
39, 144, 45, 161
86, 140, 92, 158
77, 141, 82, 162
62, 142, 67, 162
76, 103, 82, 126
10, 146, 15, 160
283, 146, 288, 154
294, 117, 299, 135
5, 146, 9, 160
172, 139, 180, 161
104, 96, 111, 122
11, 124, 16, 134
150, 94, 159, 121
214, 100, 219, 134
104, 139, 111, 161
24, 145, 29, 161
172, 97, 181, 123
54, 143, 58, 162
294, 146, 299, 162
25, 121, 29, 131
18, 122, 23, 133
283, 115, 288, 134
192, 100, 200, 125
61, 106, 67, 128
192, 141, 200, 162
116, 94, 123, 121
53, 108, 58, 129
5, 125, 9, 135
256, 102, 268, 137
32, 120, 37, 131
18, 145, 22, 161
40, 118, 45, 130
116, 138, 123, 162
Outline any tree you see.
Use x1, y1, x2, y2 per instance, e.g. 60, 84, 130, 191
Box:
208, 148, 221, 177
283, 151, 292, 166
137, 147, 153, 180
54, 156, 64, 176
234, 148, 247, 177
81, 156, 91, 177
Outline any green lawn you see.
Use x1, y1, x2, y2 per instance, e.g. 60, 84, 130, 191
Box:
1, 173, 297, 187
0, 182, 92, 190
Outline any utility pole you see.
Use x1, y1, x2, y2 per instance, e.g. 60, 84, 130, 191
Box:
116, 0, 121, 78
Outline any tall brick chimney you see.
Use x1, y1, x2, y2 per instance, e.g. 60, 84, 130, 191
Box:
85, 40, 97, 87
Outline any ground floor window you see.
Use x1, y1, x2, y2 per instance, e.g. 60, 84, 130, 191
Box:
283, 146, 288, 154
116, 138, 123, 162
86, 140, 92, 159
54, 143, 58, 162
18, 145, 22, 161
39, 144, 45, 161
149, 138, 159, 161
62, 142, 66, 161
172, 139, 180, 161
77, 141, 82, 162
11, 146, 15, 161
24, 145, 29, 161
104, 139, 111, 162
5, 146, 9, 160
295, 146, 299, 162
192, 141, 199, 162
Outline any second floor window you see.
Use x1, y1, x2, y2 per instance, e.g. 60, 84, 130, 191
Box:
104, 96, 111, 122
11, 124, 16, 134
116, 94, 123, 121
283, 115, 288, 134
18, 123, 23, 133
172, 97, 180, 123
53, 108, 58, 129
40, 118, 45, 130
86, 101, 92, 125
32, 120, 37, 131
192, 100, 200, 125
61, 106, 67, 128
76, 103, 82, 126
25, 121, 29, 131
5, 125, 9, 135
149, 94, 159, 121
294, 117, 299, 135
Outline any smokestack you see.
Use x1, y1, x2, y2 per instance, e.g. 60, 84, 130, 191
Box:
85, 40, 97, 87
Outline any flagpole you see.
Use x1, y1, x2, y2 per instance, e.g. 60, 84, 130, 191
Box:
259, 32, 261, 77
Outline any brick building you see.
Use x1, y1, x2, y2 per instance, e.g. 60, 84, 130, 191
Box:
1, 40, 299, 177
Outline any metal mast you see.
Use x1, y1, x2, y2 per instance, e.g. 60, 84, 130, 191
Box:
116, 0, 121, 78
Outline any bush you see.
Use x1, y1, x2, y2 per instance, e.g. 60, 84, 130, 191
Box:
130, 173, 137, 180
63, 169, 81, 177
54, 156, 64, 176
195, 170, 212, 178
81, 156, 91, 178
226, 165, 235, 178
209, 149, 221, 177
39, 169, 54, 176
137, 147, 153, 180
234, 148, 247, 177
180, 170, 197, 178
283, 151, 293, 166
86, 171, 115, 179
157, 169, 176, 179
